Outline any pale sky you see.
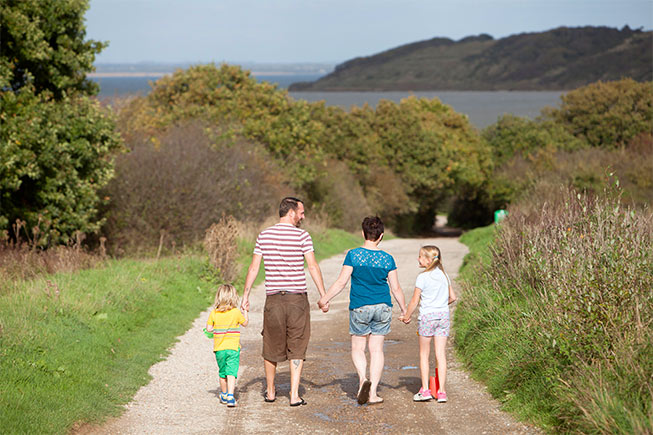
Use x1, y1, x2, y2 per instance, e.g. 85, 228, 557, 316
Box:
86, 0, 653, 64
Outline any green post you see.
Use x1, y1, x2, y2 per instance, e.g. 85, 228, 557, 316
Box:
494, 209, 508, 224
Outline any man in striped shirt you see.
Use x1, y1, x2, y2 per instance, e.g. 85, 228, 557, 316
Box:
241, 197, 327, 407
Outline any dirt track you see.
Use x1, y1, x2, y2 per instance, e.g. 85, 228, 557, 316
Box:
88, 237, 541, 434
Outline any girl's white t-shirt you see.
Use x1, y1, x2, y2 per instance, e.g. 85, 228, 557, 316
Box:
415, 268, 451, 317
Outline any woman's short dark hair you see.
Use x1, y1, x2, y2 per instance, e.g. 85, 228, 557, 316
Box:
279, 197, 303, 217
362, 216, 384, 241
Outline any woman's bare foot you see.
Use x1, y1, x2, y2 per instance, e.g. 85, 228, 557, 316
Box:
368, 395, 384, 405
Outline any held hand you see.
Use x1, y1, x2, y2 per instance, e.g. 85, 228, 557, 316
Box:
241, 296, 249, 312
317, 298, 329, 313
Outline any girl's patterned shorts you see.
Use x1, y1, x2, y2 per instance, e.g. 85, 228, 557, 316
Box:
418, 311, 450, 337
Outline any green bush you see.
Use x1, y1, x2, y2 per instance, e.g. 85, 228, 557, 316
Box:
117, 65, 493, 234
0, 88, 123, 244
482, 114, 586, 166
486, 134, 653, 210
465, 79, 653, 227
372, 96, 492, 232
0, 0, 123, 244
118, 64, 326, 190
455, 184, 653, 433
101, 122, 287, 254
545, 79, 653, 148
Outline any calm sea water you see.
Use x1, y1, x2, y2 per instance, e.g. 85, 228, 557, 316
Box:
92, 74, 323, 97
92, 75, 564, 129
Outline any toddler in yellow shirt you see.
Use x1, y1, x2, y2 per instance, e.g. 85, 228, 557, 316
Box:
205, 284, 248, 407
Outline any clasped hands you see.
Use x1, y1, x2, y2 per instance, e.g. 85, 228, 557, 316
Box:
398, 310, 411, 324
317, 297, 329, 313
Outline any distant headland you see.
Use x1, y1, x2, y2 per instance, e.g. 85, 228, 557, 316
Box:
289, 26, 653, 91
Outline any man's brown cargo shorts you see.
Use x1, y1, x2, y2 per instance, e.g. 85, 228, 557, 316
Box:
262, 292, 310, 362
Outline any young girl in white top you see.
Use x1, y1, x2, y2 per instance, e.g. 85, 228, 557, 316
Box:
401, 245, 457, 402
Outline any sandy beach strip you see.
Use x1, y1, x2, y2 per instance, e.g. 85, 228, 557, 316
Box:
89, 71, 318, 78
88, 72, 171, 78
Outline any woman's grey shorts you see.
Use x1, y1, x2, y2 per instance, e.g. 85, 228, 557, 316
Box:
349, 303, 392, 336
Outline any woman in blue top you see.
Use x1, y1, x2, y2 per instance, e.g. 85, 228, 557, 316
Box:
318, 216, 407, 405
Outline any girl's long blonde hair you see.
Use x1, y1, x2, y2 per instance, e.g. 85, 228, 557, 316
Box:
213, 284, 239, 312
420, 245, 445, 273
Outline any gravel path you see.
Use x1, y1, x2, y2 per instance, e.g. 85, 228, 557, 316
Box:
86, 237, 541, 434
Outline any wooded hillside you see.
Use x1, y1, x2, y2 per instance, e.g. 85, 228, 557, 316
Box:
290, 26, 652, 91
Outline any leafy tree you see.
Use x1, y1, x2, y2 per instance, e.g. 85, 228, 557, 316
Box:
121, 65, 495, 233
0, 0, 105, 98
482, 114, 585, 165
545, 79, 653, 148
371, 97, 492, 232
0, 1, 122, 243
0, 89, 123, 243
120, 64, 327, 189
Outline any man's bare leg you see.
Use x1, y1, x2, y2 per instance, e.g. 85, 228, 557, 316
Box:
289, 359, 304, 403
264, 359, 277, 399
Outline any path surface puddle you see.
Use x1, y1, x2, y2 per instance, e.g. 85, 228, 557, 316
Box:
314, 412, 334, 422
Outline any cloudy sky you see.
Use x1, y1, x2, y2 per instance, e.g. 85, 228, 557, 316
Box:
86, 0, 653, 64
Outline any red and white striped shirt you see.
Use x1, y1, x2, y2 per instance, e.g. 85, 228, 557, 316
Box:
254, 223, 314, 295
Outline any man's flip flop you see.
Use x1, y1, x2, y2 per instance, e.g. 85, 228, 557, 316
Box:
357, 380, 371, 405
264, 392, 276, 403
367, 398, 384, 405
290, 398, 307, 407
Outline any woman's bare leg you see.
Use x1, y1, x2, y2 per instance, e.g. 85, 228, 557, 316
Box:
368, 334, 385, 402
351, 335, 368, 389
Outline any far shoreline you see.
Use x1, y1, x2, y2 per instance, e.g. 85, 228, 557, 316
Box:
89, 71, 322, 78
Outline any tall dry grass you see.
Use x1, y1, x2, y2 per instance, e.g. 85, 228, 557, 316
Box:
455, 182, 652, 433
0, 220, 103, 290
203, 214, 241, 283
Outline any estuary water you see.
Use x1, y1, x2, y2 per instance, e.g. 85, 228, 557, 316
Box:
289, 90, 563, 129
92, 75, 564, 129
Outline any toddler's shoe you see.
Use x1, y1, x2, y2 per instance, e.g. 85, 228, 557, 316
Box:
413, 388, 433, 402
219, 392, 228, 404
437, 391, 448, 403
226, 394, 237, 407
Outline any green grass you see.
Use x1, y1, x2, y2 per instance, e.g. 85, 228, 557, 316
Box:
458, 225, 495, 273
455, 224, 559, 430
454, 191, 653, 433
0, 255, 212, 434
0, 228, 360, 434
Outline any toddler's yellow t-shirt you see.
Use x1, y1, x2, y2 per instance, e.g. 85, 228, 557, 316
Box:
206, 308, 246, 351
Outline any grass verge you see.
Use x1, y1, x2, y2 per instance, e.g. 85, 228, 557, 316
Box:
0, 228, 360, 434
0, 255, 212, 434
454, 187, 653, 433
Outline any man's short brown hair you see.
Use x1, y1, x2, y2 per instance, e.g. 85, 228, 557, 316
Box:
362, 216, 384, 241
279, 197, 303, 217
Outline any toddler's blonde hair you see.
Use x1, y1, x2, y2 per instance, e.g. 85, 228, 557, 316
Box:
213, 284, 239, 312
420, 245, 445, 273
